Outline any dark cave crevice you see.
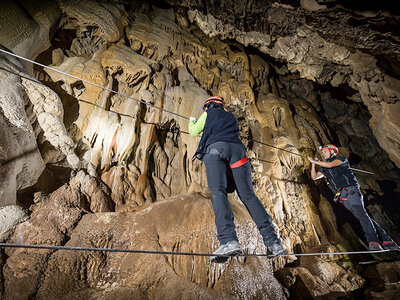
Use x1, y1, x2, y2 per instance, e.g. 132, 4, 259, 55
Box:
17, 165, 72, 211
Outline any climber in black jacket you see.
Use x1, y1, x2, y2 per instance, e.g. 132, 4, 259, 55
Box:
189, 96, 286, 263
308, 144, 399, 251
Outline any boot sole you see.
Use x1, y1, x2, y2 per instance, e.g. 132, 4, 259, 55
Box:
383, 246, 400, 251
269, 249, 287, 257
211, 249, 242, 263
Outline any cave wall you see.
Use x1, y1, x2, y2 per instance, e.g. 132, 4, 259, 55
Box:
165, 0, 400, 168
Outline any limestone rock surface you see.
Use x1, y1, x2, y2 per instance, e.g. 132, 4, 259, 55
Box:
4, 179, 288, 299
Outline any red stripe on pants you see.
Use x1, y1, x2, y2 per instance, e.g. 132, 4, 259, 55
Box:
230, 157, 249, 169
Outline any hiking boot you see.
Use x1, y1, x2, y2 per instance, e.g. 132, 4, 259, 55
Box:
267, 242, 287, 257
210, 240, 242, 263
382, 240, 400, 251
369, 242, 383, 251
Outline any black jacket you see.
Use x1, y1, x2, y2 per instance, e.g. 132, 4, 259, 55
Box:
195, 107, 242, 160
320, 156, 359, 190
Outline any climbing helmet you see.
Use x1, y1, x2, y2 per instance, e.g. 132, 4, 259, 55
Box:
319, 144, 339, 153
202, 96, 225, 110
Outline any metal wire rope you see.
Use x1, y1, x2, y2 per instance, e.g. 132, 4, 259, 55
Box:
0, 243, 394, 258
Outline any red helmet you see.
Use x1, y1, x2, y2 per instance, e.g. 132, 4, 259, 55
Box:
319, 144, 339, 153
202, 96, 225, 110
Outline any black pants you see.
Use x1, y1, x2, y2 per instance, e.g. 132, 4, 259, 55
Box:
203, 141, 280, 246
340, 186, 391, 243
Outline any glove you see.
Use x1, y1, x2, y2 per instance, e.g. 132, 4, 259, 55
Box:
189, 117, 196, 122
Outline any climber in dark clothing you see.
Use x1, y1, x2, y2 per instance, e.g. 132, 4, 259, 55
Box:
308, 144, 399, 251
189, 96, 286, 263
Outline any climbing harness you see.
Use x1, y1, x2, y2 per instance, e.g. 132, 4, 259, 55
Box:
336, 187, 355, 203
332, 186, 354, 203
0, 48, 375, 176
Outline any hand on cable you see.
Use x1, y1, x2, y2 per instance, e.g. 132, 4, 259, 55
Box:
189, 117, 197, 122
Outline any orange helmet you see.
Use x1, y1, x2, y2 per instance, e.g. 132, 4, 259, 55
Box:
319, 144, 339, 153
202, 96, 225, 110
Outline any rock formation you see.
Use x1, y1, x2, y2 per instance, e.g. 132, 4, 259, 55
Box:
172, 0, 400, 168
0, 0, 400, 299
